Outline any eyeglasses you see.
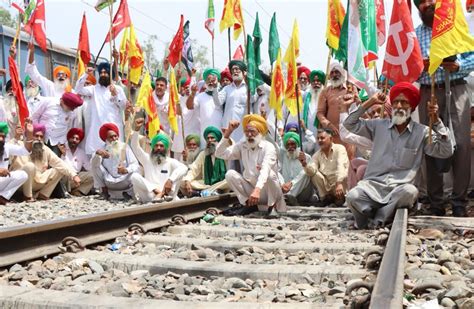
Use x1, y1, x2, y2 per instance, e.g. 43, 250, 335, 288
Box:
299, 77, 308, 81
244, 128, 259, 136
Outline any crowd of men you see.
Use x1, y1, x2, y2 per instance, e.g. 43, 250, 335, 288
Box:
0, 1, 472, 228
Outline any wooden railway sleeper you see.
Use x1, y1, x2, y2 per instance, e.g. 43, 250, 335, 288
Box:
58, 236, 85, 253
344, 280, 374, 309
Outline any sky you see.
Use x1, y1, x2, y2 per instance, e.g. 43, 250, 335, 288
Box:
1, 0, 470, 76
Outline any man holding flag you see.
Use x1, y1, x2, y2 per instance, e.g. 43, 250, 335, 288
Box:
414, 0, 474, 217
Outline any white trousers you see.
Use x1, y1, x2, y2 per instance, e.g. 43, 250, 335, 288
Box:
0, 170, 28, 200
130, 173, 181, 203
226, 170, 287, 212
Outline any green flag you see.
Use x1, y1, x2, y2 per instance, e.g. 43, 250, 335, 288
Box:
95, 0, 117, 12
246, 34, 256, 95
252, 12, 263, 86
23, 0, 36, 25
335, 0, 348, 66
268, 12, 280, 65
359, 0, 378, 63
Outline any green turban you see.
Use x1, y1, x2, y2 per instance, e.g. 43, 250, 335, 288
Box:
151, 132, 170, 151
203, 68, 221, 81
203, 126, 222, 142
283, 132, 300, 147
413, 0, 420, 7
0, 122, 8, 135
358, 89, 369, 103
310, 70, 326, 84
24, 75, 31, 85
185, 134, 200, 145
228, 60, 247, 72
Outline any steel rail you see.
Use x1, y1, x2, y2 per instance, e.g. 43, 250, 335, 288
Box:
370, 208, 408, 309
0, 194, 236, 268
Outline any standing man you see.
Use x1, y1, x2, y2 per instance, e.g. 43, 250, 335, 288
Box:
216, 114, 287, 214
414, 0, 474, 217
302, 70, 326, 136
75, 65, 127, 156
152, 77, 171, 134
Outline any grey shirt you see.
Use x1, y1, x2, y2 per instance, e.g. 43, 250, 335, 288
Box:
343, 105, 453, 203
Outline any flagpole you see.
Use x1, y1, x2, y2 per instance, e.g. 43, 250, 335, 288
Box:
108, 0, 114, 84
324, 50, 332, 87
211, 36, 215, 67
72, 49, 80, 86
178, 52, 186, 147
93, 40, 107, 67
295, 84, 303, 151
17, 17, 21, 68
429, 75, 435, 144
227, 28, 231, 62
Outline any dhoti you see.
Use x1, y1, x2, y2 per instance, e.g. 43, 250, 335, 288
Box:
131, 173, 181, 202
0, 170, 28, 200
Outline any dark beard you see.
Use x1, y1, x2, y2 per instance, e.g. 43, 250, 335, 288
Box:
0, 141, 5, 159
205, 143, 216, 156
420, 8, 434, 27
99, 76, 111, 87
150, 151, 166, 165
31, 141, 44, 162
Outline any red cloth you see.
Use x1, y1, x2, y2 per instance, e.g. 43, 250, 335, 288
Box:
297, 66, 310, 78
99, 123, 119, 141
78, 13, 91, 66
8, 56, 28, 125
168, 15, 184, 67
104, 0, 131, 43
221, 69, 232, 81
24, 0, 47, 51
61, 92, 83, 110
389, 82, 420, 110
67, 128, 84, 142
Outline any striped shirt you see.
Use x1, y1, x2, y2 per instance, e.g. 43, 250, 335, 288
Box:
415, 24, 474, 85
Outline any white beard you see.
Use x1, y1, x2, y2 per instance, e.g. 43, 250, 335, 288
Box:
206, 85, 216, 92
26, 86, 40, 98
391, 108, 411, 126
106, 140, 124, 159
329, 78, 345, 89
246, 134, 262, 149
54, 80, 68, 94
187, 149, 200, 163
4, 96, 17, 113
309, 88, 320, 106
232, 73, 243, 82
286, 149, 300, 160
300, 83, 308, 92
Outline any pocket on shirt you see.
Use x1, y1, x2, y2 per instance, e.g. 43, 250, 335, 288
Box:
397, 147, 418, 169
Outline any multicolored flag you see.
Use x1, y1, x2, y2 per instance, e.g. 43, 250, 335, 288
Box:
168, 15, 184, 67
359, 0, 378, 65
128, 24, 143, 85
376, 0, 386, 46
428, 0, 474, 74
77, 13, 91, 78
104, 0, 131, 43
168, 68, 180, 134
205, 0, 215, 38
283, 20, 301, 116
219, 0, 235, 33
382, 0, 423, 83
181, 20, 194, 75
347, 0, 368, 88
268, 12, 280, 65
326, 0, 346, 51
136, 71, 160, 138
119, 27, 130, 72
24, 0, 46, 52
232, 0, 244, 40
8, 56, 29, 125
95, 0, 116, 12
22, 0, 36, 25
269, 48, 284, 120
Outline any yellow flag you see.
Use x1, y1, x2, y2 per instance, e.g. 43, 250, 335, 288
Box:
119, 27, 130, 72
219, 0, 235, 33
136, 71, 160, 139
168, 69, 179, 134
232, 0, 244, 40
429, 0, 474, 75
326, 0, 345, 51
77, 57, 85, 78
283, 39, 301, 116
269, 49, 285, 120
128, 24, 144, 85
284, 20, 299, 63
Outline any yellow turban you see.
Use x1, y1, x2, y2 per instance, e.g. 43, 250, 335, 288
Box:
242, 114, 268, 135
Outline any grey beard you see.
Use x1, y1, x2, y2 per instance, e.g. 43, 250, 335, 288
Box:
205, 144, 216, 156
187, 149, 200, 162
329, 78, 345, 88
26, 86, 40, 98
31, 141, 44, 162
150, 151, 166, 165
391, 109, 411, 126
286, 149, 299, 160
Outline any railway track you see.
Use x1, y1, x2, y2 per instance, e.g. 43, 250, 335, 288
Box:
0, 196, 472, 308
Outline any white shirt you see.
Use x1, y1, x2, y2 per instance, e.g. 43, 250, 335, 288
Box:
152, 91, 170, 134
26, 61, 65, 98
1, 143, 29, 169
91, 141, 139, 183
195, 91, 223, 145
171, 95, 201, 153
75, 74, 127, 155
31, 97, 75, 146
218, 82, 253, 141
62, 146, 90, 173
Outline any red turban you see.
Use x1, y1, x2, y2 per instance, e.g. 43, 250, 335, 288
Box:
67, 128, 84, 142
389, 82, 420, 111
33, 123, 46, 135
53, 65, 71, 79
297, 66, 311, 78
220, 69, 232, 81
61, 92, 83, 110
99, 123, 119, 141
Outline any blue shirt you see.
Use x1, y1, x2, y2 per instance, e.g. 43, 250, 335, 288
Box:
415, 24, 474, 85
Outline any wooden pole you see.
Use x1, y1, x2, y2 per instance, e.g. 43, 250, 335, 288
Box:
93, 40, 107, 67
227, 28, 231, 62
380, 77, 389, 118
211, 35, 215, 68
295, 84, 303, 151
17, 17, 21, 67
429, 76, 435, 144
324, 49, 332, 87
108, 1, 114, 84
71, 49, 80, 86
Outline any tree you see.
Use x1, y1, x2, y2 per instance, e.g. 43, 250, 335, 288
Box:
0, 8, 18, 29
142, 35, 161, 77
190, 38, 209, 70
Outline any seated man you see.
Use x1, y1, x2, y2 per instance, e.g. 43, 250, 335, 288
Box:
181, 126, 229, 197
216, 114, 287, 213
0, 122, 32, 204
60, 128, 93, 196
279, 132, 314, 206
284, 122, 318, 155
343, 83, 453, 228
91, 123, 139, 200
298, 128, 348, 206
181, 133, 201, 166
11, 124, 80, 201
130, 118, 187, 202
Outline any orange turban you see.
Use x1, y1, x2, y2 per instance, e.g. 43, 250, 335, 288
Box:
86, 74, 97, 85
53, 65, 71, 79
242, 114, 268, 135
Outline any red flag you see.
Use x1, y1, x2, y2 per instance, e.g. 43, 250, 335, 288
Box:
232, 44, 244, 60
78, 13, 91, 65
168, 15, 184, 67
24, 0, 47, 52
376, 0, 386, 46
8, 56, 29, 126
104, 0, 131, 43
382, 0, 423, 84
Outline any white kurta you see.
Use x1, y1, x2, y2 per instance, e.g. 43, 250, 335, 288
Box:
91, 142, 139, 184
27, 96, 43, 116
31, 97, 75, 146
75, 74, 127, 155
218, 82, 253, 142
152, 91, 170, 134
194, 91, 223, 146
171, 95, 201, 153
62, 146, 91, 173
0, 143, 29, 199
25, 62, 64, 98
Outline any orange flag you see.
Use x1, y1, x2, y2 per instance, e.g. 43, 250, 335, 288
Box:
326, 0, 346, 51
77, 13, 91, 77
269, 49, 285, 120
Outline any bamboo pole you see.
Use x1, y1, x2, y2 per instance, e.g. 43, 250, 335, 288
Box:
108, 1, 114, 84
324, 50, 332, 87
429, 76, 435, 144
295, 84, 303, 151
